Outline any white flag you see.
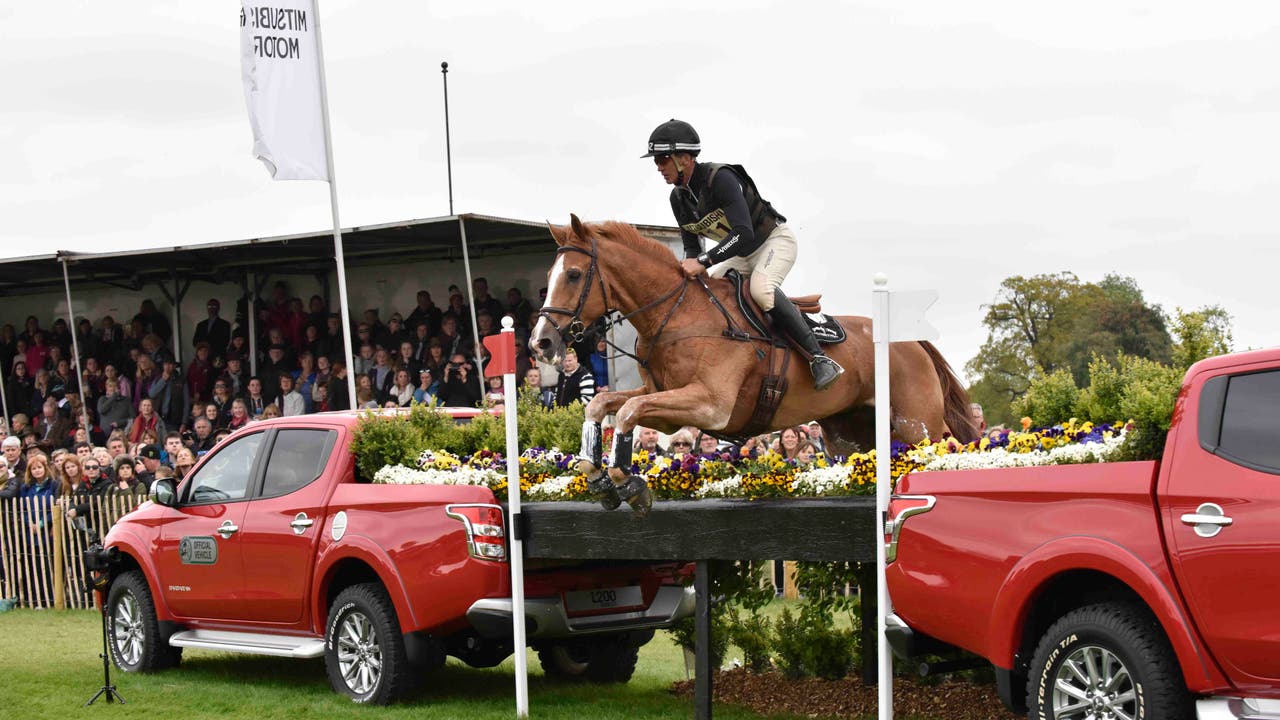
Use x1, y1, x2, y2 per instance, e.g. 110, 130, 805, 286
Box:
240, 1, 329, 181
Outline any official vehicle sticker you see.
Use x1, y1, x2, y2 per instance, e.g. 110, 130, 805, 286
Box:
331, 511, 348, 541
179, 536, 218, 565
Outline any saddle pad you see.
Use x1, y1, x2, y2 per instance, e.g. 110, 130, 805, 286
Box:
804, 312, 847, 345
726, 269, 846, 345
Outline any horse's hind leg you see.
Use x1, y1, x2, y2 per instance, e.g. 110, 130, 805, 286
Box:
819, 407, 876, 456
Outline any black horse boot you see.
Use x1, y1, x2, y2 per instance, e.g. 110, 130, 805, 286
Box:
607, 430, 652, 517
766, 289, 844, 391
578, 420, 620, 510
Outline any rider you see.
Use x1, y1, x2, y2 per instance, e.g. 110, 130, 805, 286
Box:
643, 119, 844, 391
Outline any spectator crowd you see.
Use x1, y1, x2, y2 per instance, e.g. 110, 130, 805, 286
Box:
0, 276, 622, 505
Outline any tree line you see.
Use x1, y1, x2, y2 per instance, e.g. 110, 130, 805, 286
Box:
966, 272, 1233, 426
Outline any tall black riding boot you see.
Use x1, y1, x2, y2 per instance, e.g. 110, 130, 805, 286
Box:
767, 289, 845, 391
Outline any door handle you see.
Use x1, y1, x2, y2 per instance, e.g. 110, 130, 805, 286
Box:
216, 520, 239, 539
290, 513, 314, 535
1180, 503, 1232, 538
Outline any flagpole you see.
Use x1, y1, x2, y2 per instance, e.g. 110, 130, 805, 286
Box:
311, 0, 357, 408
872, 273, 893, 720
442, 61, 454, 215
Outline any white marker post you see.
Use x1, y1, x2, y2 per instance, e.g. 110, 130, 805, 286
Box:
485, 317, 528, 717
872, 274, 939, 720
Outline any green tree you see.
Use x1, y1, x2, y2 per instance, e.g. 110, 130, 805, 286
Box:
967, 272, 1173, 425
1170, 305, 1233, 370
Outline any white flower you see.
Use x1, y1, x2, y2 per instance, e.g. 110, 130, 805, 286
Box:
526, 475, 579, 500
373, 464, 502, 487
696, 475, 744, 498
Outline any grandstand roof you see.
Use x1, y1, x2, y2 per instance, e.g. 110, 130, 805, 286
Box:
0, 213, 679, 296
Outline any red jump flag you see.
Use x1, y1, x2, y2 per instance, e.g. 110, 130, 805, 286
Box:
483, 333, 516, 378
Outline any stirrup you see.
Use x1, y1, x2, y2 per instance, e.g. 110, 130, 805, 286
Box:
586, 472, 622, 511
810, 356, 845, 392
615, 476, 652, 517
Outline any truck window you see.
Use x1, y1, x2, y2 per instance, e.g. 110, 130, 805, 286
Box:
1218, 369, 1280, 473
262, 429, 336, 497
187, 431, 264, 503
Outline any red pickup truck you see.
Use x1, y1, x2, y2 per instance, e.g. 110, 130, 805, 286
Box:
886, 348, 1280, 720
100, 409, 693, 704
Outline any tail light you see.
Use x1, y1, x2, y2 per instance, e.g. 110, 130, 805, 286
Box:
445, 504, 507, 561
885, 495, 935, 563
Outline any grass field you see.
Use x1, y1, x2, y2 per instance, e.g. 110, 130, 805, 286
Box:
0, 607, 984, 719
0, 608, 808, 720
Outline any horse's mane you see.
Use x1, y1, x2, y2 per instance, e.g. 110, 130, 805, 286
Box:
590, 221, 679, 267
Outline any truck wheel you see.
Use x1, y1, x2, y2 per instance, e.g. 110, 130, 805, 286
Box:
324, 584, 413, 704
538, 635, 641, 683
1027, 602, 1192, 720
106, 570, 182, 672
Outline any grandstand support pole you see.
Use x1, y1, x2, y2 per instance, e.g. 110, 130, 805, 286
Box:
58, 254, 91, 434
312, 0, 358, 407
457, 217, 486, 399
0, 319, 9, 426
872, 274, 893, 720
169, 266, 182, 365
247, 272, 259, 377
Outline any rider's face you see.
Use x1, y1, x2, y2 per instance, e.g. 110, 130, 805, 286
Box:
654, 154, 684, 185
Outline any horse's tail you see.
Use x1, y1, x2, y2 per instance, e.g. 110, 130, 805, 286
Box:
919, 341, 979, 444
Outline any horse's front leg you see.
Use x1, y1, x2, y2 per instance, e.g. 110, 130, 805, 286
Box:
577, 388, 650, 508
603, 383, 728, 516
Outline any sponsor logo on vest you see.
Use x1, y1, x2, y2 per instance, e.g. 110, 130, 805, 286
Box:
683, 208, 732, 241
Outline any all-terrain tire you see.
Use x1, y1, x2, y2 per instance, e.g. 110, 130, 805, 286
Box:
324, 583, 414, 704
1026, 602, 1192, 720
538, 635, 641, 683
105, 570, 182, 672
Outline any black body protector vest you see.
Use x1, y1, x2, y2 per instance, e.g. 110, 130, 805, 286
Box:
678, 163, 786, 246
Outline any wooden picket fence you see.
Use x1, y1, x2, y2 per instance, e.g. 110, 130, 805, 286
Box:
0, 495, 144, 610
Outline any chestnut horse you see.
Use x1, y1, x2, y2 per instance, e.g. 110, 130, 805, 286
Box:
530, 215, 976, 512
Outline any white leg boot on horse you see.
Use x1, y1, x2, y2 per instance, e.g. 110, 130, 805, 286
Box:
766, 289, 844, 391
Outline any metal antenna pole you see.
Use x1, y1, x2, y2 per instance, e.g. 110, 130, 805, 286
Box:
442, 61, 454, 215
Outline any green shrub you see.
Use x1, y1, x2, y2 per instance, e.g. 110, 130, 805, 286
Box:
515, 389, 586, 451
1074, 353, 1124, 422
1012, 368, 1080, 427
1113, 356, 1183, 461
772, 605, 856, 680
349, 409, 424, 482
726, 609, 773, 673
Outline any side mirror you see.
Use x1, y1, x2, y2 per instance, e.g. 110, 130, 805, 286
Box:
151, 479, 177, 507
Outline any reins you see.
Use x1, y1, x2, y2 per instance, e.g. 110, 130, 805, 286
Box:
537, 232, 770, 390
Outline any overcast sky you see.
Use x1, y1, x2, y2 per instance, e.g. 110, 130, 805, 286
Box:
3, 1, 1278, 378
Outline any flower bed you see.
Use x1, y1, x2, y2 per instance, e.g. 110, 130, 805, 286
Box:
368, 418, 1129, 501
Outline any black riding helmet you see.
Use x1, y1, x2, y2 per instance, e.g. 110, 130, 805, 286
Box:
641, 119, 700, 158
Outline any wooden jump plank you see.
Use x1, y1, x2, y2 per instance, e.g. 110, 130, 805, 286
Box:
517, 497, 876, 562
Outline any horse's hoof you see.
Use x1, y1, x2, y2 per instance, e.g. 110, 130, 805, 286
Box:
599, 490, 622, 511
616, 476, 652, 518
586, 473, 622, 511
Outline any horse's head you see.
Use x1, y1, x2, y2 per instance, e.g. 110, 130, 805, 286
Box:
530, 214, 610, 364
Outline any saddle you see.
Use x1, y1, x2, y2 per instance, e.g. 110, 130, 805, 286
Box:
724, 270, 848, 346
714, 271, 848, 441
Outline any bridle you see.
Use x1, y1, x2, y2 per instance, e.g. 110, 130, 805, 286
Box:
537, 234, 689, 365
536, 236, 611, 346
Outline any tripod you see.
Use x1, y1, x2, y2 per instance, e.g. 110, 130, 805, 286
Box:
76, 518, 125, 706
84, 587, 126, 706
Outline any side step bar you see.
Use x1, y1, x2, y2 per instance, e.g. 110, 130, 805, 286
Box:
1199, 698, 1280, 720
168, 629, 326, 659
